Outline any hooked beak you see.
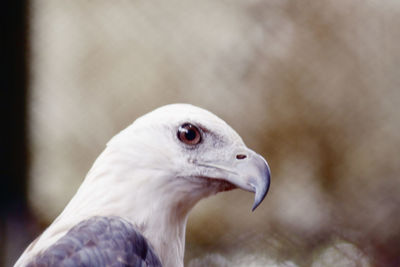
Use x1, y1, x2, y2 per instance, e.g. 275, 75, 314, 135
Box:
230, 149, 271, 211
198, 149, 271, 211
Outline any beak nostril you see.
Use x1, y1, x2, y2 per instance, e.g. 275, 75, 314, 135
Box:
236, 154, 247, 160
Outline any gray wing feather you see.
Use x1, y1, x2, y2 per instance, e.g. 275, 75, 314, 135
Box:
26, 216, 162, 267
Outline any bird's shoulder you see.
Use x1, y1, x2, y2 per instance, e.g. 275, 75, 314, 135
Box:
26, 216, 162, 267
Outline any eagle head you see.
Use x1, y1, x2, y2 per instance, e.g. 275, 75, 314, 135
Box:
106, 103, 270, 212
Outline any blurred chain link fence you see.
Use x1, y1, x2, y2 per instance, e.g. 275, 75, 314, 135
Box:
22, 0, 400, 266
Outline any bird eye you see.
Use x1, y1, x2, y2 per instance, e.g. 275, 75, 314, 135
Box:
178, 123, 201, 145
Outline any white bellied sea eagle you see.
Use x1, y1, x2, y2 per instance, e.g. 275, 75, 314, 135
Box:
15, 104, 271, 267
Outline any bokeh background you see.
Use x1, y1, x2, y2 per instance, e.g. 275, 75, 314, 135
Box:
2, 0, 400, 266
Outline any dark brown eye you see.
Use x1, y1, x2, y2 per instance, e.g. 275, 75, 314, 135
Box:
178, 123, 201, 145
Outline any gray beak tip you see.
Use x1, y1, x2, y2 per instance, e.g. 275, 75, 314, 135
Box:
251, 204, 258, 212
251, 186, 269, 211
250, 161, 271, 212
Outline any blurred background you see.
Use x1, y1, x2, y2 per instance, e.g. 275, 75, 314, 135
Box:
2, 0, 400, 266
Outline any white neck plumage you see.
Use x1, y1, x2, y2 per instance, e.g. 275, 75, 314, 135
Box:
20, 145, 214, 267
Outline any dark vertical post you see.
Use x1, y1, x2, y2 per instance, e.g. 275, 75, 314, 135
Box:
0, 1, 35, 265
